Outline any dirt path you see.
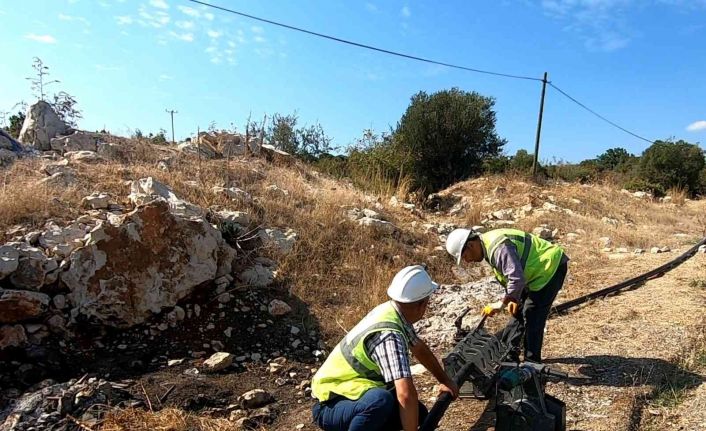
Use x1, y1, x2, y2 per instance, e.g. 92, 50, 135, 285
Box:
413, 252, 706, 431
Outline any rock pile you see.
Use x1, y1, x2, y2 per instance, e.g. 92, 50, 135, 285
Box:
0, 376, 134, 431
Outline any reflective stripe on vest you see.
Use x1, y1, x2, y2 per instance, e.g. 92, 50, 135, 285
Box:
481, 228, 564, 292
311, 302, 409, 401
338, 321, 404, 380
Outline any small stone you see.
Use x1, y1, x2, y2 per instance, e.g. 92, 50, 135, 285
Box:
157, 323, 169, 331
117, 344, 127, 350
251, 353, 262, 361
268, 299, 292, 316
292, 339, 302, 348
203, 352, 234, 372
290, 326, 301, 335
194, 304, 201, 317
224, 327, 233, 338
659, 246, 671, 253
52, 294, 67, 310
168, 358, 185, 366
698, 245, 706, 254
217, 293, 233, 304
239, 389, 274, 409
211, 340, 225, 351
634, 249, 645, 254
651, 247, 661, 254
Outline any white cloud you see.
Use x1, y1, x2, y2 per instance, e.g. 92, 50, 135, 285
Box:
204, 12, 214, 20
169, 31, 194, 42
540, 0, 636, 52
58, 13, 90, 26
149, 0, 169, 9
254, 35, 266, 43
401, 5, 411, 17
175, 20, 193, 29
207, 30, 222, 38
177, 5, 200, 17
138, 7, 170, 28
686, 120, 706, 132
159, 74, 174, 81
25, 33, 57, 44
251, 25, 264, 34
365, 2, 378, 12
115, 15, 133, 25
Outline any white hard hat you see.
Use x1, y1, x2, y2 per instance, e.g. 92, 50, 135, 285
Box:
445, 228, 479, 265
387, 265, 439, 303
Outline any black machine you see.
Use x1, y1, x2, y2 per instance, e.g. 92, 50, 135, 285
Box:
419, 311, 567, 431
495, 361, 567, 431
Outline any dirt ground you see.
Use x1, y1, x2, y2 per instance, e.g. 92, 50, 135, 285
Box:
265, 250, 706, 431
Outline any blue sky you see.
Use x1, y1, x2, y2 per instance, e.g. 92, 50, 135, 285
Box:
1, 0, 705, 162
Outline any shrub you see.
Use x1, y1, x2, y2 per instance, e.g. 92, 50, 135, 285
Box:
638, 140, 705, 195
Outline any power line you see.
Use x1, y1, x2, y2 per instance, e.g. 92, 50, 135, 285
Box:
548, 82, 653, 144
187, 0, 656, 145
185, 0, 542, 82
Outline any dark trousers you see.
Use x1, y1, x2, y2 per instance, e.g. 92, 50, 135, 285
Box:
501, 261, 567, 363
312, 388, 428, 431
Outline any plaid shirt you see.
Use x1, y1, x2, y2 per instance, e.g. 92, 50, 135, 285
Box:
363, 301, 420, 383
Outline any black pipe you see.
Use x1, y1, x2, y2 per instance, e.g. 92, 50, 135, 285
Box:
552, 236, 706, 314
419, 362, 475, 431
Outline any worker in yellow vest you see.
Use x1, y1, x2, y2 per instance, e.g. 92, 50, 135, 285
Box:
311, 265, 458, 431
445, 228, 568, 363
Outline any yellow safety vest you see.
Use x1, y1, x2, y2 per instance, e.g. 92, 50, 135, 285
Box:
481, 228, 564, 292
311, 302, 409, 402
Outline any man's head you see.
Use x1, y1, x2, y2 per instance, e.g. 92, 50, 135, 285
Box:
387, 265, 438, 323
446, 228, 483, 264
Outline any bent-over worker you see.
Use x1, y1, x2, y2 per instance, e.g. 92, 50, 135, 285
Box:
446, 228, 568, 363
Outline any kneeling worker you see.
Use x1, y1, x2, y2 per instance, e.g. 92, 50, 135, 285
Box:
446, 228, 568, 363
311, 265, 459, 431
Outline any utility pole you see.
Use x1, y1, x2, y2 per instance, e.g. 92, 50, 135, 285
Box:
532, 72, 548, 177
165, 109, 178, 144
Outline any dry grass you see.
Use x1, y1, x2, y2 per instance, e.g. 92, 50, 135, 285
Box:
101, 408, 243, 431
667, 185, 688, 206
1, 139, 451, 339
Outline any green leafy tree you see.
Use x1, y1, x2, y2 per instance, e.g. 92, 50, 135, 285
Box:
596, 147, 633, 171
6, 111, 26, 139
391, 88, 506, 192
638, 140, 705, 194
507, 149, 535, 173
266, 112, 333, 159
150, 129, 168, 145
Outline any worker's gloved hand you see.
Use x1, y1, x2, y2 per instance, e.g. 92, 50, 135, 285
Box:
437, 380, 460, 400
482, 301, 504, 317
505, 300, 519, 316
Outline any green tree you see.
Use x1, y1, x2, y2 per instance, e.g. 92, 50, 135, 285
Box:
596, 147, 633, 171
508, 149, 535, 173
638, 140, 705, 194
391, 88, 506, 192
6, 111, 25, 139
150, 129, 168, 145
268, 113, 299, 154
266, 113, 333, 159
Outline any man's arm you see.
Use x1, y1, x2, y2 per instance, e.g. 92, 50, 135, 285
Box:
410, 340, 459, 398
395, 377, 420, 431
492, 242, 526, 303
